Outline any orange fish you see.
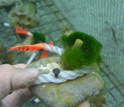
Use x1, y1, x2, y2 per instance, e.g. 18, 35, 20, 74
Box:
9, 41, 53, 59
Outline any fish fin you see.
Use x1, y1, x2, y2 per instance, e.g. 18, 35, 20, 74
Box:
16, 26, 28, 35
40, 51, 49, 59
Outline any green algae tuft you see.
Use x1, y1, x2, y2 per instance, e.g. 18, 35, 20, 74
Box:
61, 31, 102, 69
32, 32, 46, 43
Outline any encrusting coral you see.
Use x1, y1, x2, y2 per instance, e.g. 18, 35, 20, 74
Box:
8, 2, 39, 27
28, 56, 105, 107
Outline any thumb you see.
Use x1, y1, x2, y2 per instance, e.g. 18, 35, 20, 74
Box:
0, 64, 39, 101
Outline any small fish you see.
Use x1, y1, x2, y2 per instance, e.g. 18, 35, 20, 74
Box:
9, 41, 53, 59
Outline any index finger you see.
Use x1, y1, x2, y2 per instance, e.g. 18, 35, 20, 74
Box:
13, 64, 27, 69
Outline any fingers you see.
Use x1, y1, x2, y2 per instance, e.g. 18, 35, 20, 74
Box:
2, 88, 32, 107
77, 100, 90, 107
0, 64, 39, 101
10, 67, 39, 89
13, 64, 27, 69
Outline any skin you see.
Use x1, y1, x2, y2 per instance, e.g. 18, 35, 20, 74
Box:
0, 64, 39, 107
0, 64, 90, 107
77, 100, 90, 107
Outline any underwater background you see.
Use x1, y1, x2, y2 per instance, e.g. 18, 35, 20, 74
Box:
0, 0, 124, 107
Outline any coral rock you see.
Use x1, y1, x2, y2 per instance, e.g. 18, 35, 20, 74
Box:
27, 57, 105, 107
8, 2, 39, 27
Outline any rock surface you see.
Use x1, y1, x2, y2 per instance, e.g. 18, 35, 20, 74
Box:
27, 57, 105, 107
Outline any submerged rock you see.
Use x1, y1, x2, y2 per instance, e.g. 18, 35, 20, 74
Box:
27, 57, 105, 107
8, 2, 39, 27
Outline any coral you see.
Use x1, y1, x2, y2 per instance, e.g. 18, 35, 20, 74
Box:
28, 57, 105, 107
8, 2, 39, 27
32, 32, 46, 44
61, 31, 102, 69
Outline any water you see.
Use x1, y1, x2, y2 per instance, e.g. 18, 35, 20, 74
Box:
0, 0, 124, 107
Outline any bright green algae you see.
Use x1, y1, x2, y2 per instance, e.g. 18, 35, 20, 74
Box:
61, 31, 102, 69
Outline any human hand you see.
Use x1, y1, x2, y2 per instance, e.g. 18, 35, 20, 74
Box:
0, 64, 39, 107
0, 64, 90, 107
77, 100, 90, 107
